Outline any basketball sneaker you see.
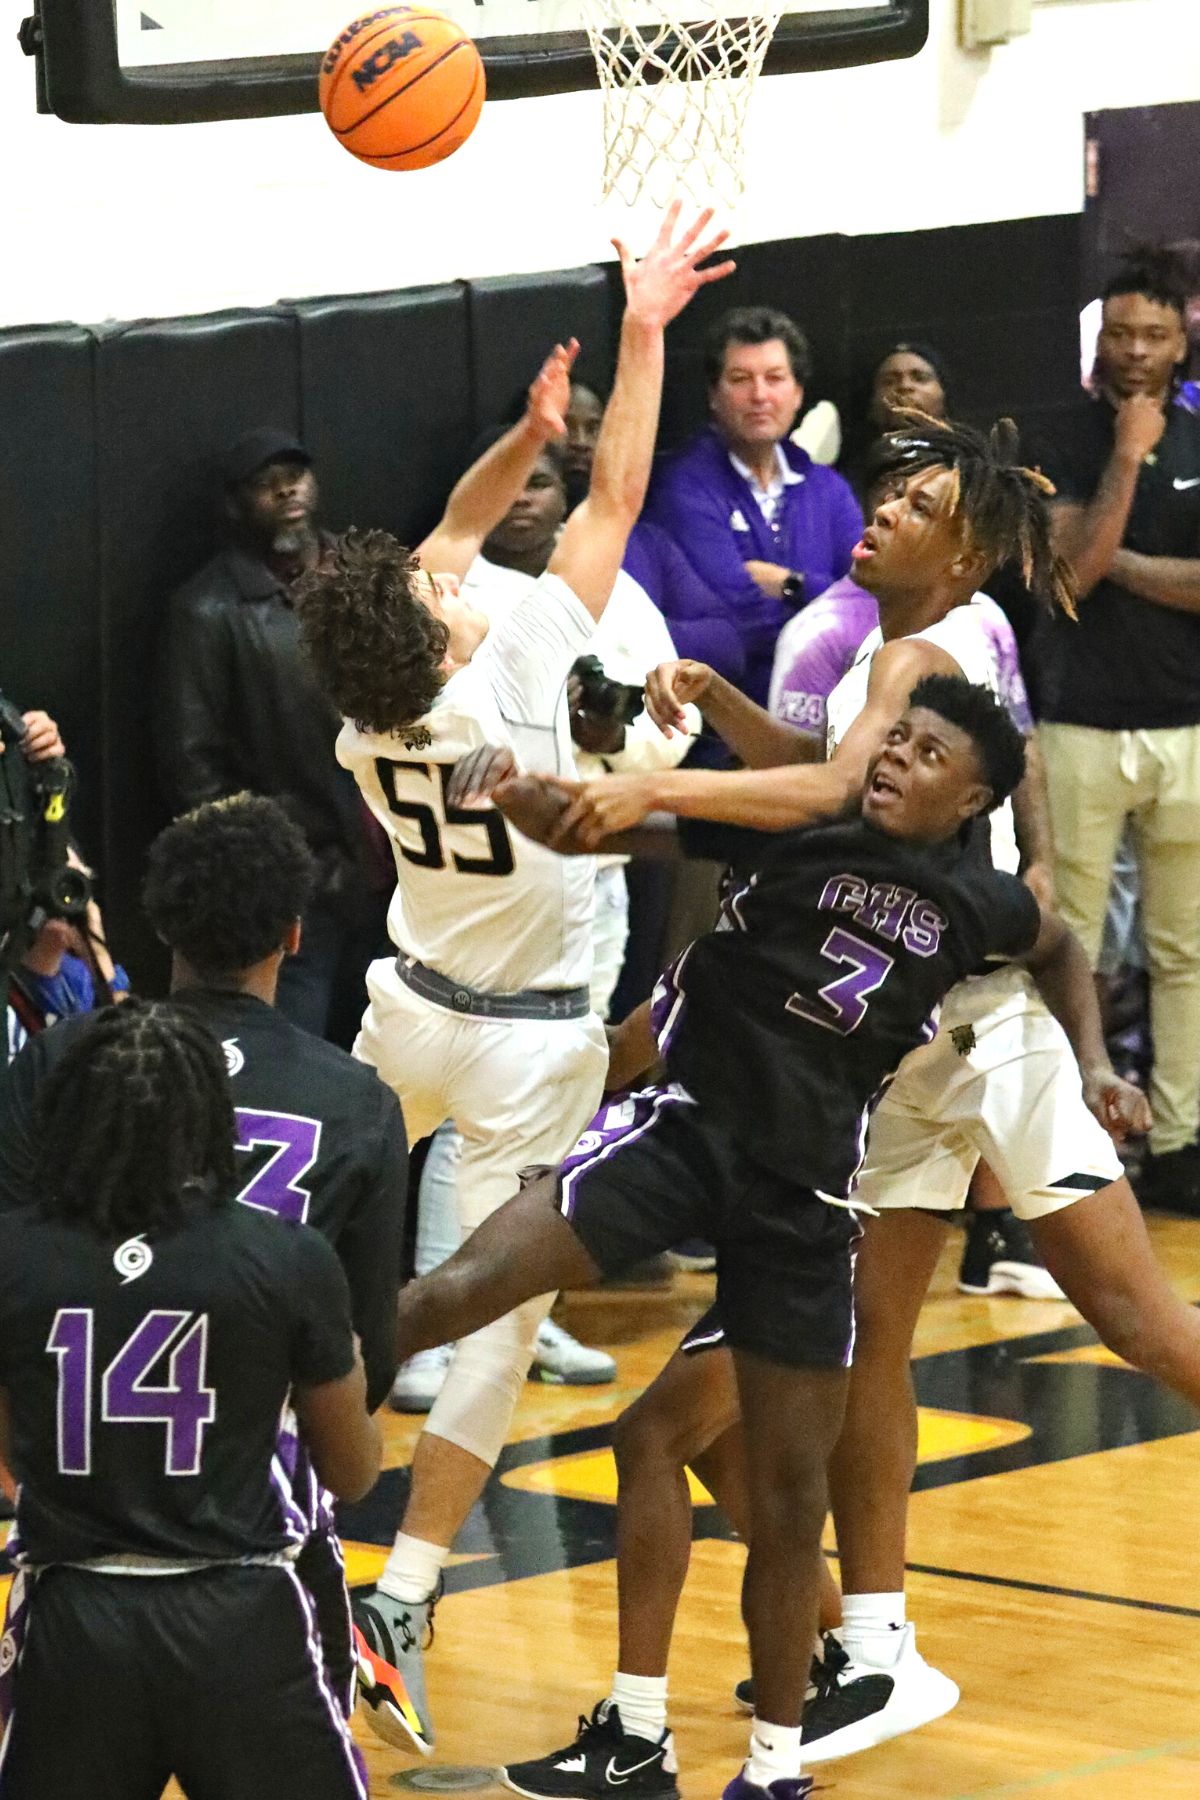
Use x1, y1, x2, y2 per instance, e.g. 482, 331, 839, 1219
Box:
799, 1624, 959, 1763
389, 1344, 453, 1413
503, 1702, 679, 1800
530, 1319, 617, 1386
957, 1209, 1066, 1301
733, 1631, 840, 1714
721, 1776, 814, 1800
352, 1585, 438, 1756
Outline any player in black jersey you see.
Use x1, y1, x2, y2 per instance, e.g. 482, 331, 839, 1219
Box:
0, 999, 379, 1799
0, 793, 409, 1721
380, 677, 1068, 1800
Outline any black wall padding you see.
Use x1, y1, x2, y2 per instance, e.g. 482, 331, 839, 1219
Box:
467, 265, 617, 433
292, 284, 473, 550
91, 307, 301, 983
0, 326, 102, 856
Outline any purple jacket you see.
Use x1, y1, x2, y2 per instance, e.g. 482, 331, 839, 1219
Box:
622, 520, 747, 689
769, 578, 1035, 740
644, 428, 863, 705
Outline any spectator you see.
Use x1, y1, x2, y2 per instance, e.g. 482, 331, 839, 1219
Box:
1037, 246, 1200, 1208
839, 340, 950, 499
155, 429, 389, 1049
643, 307, 863, 705
7, 848, 129, 1059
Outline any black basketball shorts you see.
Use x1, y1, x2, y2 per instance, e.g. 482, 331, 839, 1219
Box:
0, 1562, 368, 1800
557, 1086, 861, 1370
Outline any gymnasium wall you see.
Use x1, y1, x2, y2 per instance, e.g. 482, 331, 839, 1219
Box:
1, 0, 1198, 326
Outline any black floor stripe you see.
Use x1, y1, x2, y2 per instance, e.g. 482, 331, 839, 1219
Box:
900, 1557, 1200, 1620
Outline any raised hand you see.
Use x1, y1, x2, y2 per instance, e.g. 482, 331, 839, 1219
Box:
551, 773, 658, 850
1114, 393, 1166, 464
645, 659, 713, 736
614, 201, 735, 332
526, 338, 581, 441
20, 710, 65, 762
446, 744, 519, 808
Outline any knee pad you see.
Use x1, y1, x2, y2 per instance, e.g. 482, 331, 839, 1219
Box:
422, 1291, 554, 1466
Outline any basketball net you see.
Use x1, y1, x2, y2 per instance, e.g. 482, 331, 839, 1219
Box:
579, 0, 785, 208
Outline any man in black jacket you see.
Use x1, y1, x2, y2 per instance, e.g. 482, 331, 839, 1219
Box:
155, 429, 387, 1046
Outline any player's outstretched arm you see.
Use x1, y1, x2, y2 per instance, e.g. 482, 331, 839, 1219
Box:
550, 204, 734, 622
552, 635, 955, 846
1020, 909, 1152, 1143
646, 658, 820, 768
293, 1354, 382, 1504
416, 339, 579, 580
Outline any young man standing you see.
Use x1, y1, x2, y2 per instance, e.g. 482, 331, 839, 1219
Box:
1037, 247, 1200, 1209
294, 207, 733, 1756
375, 675, 1052, 1800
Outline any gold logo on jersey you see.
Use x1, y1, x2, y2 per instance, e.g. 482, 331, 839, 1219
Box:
402, 727, 433, 751
951, 1023, 977, 1057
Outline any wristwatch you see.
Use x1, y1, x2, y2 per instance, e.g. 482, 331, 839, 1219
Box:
780, 570, 805, 605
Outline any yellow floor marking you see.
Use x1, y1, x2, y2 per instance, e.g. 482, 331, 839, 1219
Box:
500, 1408, 1032, 1507
341, 1544, 491, 1587
1024, 1344, 1129, 1369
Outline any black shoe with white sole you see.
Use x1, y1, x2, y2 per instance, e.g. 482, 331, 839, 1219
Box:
503, 1703, 679, 1800
732, 1630, 840, 1714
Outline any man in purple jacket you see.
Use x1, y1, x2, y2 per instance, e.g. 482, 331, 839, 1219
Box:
644, 307, 863, 705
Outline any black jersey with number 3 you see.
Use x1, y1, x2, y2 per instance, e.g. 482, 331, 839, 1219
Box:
657, 817, 1040, 1196
0, 1203, 355, 1567
0, 990, 407, 1411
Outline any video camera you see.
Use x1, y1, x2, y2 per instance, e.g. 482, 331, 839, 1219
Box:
0, 694, 90, 981
570, 655, 646, 730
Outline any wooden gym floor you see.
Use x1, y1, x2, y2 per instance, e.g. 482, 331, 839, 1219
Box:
68, 1215, 1200, 1798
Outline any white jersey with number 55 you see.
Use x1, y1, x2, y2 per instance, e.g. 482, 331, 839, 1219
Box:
337, 572, 597, 994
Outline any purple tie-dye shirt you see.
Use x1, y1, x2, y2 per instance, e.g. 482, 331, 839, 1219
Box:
768, 577, 1033, 738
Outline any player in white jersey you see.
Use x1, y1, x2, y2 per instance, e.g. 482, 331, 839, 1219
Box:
540, 417, 1200, 1762
294, 204, 734, 1757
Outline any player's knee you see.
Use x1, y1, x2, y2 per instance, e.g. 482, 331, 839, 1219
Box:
613, 1393, 684, 1480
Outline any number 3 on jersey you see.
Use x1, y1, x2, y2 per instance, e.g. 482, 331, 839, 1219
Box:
48, 1309, 215, 1478
786, 927, 894, 1035
376, 759, 515, 876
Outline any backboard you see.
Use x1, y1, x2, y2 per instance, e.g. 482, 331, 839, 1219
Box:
31, 0, 928, 123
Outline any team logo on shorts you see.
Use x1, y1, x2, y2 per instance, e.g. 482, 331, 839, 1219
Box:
222, 1038, 245, 1077
950, 1024, 977, 1058
572, 1132, 603, 1156
0, 1631, 16, 1677
113, 1236, 153, 1284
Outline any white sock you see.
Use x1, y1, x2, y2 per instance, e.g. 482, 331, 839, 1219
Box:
745, 1718, 803, 1789
839, 1592, 907, 1668
607, 1672, 668, 1742
378, 1532, 449, 1605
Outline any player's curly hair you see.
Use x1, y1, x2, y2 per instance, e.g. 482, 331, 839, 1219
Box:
294, 529, 450, 733
34, 1000, 236, 1240
908, 674, 1026, 812
873, 414, 1077, 620
144, 794, 316, 979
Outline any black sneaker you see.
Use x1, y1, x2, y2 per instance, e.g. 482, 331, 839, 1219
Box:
958, 1209, 1065, 1300
1137, 1142, 1200, 1216
732, 1636, 831, 1714
503, 1703, 679, 1800
801, 1625, 958, 1764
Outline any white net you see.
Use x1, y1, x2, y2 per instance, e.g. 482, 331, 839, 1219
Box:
579, 0, 786, 208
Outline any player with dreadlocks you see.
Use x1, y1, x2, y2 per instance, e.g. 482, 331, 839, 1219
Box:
445, 413, 1200, 1781
0, 1000, 380, 1800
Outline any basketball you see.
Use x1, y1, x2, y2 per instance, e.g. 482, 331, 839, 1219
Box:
319, 7, 485, 171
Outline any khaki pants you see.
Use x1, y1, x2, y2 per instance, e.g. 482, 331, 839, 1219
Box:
1040, 722, 1200, 1154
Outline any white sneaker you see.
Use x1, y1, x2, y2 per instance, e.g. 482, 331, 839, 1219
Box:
800, 1624, 960, 1763
530, 1318, 617, 1386
389, 1344, 453, 1413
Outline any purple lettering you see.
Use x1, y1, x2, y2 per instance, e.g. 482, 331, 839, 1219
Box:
817, 873, 869, 916
852, 882, 917, 944
902, 898, 948, 958
235, 1110, 321, 1224
786, 927, 895, 1036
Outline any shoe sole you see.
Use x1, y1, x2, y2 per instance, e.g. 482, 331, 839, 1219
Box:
503, 1776, 679, 1800
528, 1365, 617, 1386
388, 1394, 442, 1413
353, 1631, 434, 1757
734, 1687, 754, 1717
801, 1671, 960, 1764
958, 1264, 1066, 1301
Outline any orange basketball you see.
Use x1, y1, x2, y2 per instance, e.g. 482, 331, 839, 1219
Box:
319, 7, 485, 171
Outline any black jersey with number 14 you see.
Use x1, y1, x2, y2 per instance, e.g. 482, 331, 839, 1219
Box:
655, 817, 1040, 1197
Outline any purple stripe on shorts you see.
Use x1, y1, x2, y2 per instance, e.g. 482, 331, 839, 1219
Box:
649, 946, 692, 1060
0, 1569, 31, 1756
284, 1567, 370, 1800
559, 1085, 692, 1220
